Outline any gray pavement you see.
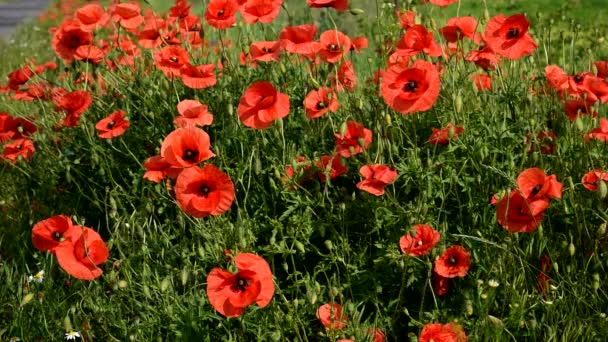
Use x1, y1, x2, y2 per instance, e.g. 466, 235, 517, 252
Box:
0, 0, 51, 40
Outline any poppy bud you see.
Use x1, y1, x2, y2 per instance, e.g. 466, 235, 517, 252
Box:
455, 94, 463, 113
227, 103, 233, 116
465, 300, 473, 316
308, 292, 317, 305
282, 262, 289, 272
310, 77, 321, 89
356, 98, 363, 110
63, 314, 73, 331
330, 286, 339, 297
181, 268, 189, 286
340, 121, 348, 136
599, 180, 608, 199
143, 285, 151, 298
21, 293, 34, 306
324, 240, 333, 250
255, 154, 262, 175
568, 242, 576, 256
553, 262, 559, 274
349, 146, 356, 155
598, 223, 607, 237
349, 8, 365, 15
118, 280, 128, 288
384, 113, 391, 126
294, 240, 305, 254
575, 117, 585, 131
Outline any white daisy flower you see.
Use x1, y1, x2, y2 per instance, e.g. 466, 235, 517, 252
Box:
65, 331, 81, 340
488, 279, 500, 288
28, 270, 45, 283
9, 337, 21, 342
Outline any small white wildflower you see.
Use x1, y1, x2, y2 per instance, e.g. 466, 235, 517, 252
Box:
65, 331, 81, 340
9, 337, 21, 342
488, 279, 499, 288
28, 270, 45, 283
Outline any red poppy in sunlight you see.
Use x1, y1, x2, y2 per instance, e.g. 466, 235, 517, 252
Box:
175, 164, 235, 218
333, 60, 357, 92
381, 60, 440, 115
55, 226, 109, 280
237, 81, 290, 129
143, 155, 175, 183
465, 45, 500, 71
428, 123, 464, 145
396, 25, 442, 57
2, 138, 35, 163
307, 0, 348, 11
205, 0, 239, 29
472, 73, 492, 91
0, 114, 37, 142
95, 110, 130, 139
496, 189, 544, 233
420, 322, 467, 342
283, 156, 315, 186
315, 154, 348, 182
55, 90, 92, 127
51, 19, 93, 63
110, 2, 143, 30
32, 215, 79, 253
538, 255, 552, 296
279, 24, 319, 59
350, 36, 368, 53
74, 44, 106, 64
249, 41, 282, 63
74, 4, 109, 32
7, 66, 34, 90
440, 17, 479, 43
154, 45, 190, 77
483, 14, 537, 60
564, 99, 597, 122
207, 252, 274, 317
516, 168, 562, 215
304, 87, 339, 119
424, 0, 458, 7
525, 131, 557, 155
180, 64, 217, 89
317, 303, 348, 330
544, 65, 569, 93
433, 271, 450, 296
400, 224, 441, 257
356, 164, 398, 196
137, 18, 168, 48
334, 121, 372, 158
595, 61, 608, 79
240, 0, 283, 24
581, 170, 608, 192
434, 245, 471, 278
175, 100, 214, 128
318, 30, 351, 64
161, 127, 215, 168
585, 118, 608, 143
396, 10, 416, 29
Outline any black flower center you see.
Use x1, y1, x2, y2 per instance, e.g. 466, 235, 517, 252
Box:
448, 256, 457, 265
262, 47, 272, 53
182, 148, 199, 163
233, 277, 250, 292
169, 56, 179, 63
107, 121, 115, 129
403, 80, 418, 92
328, 44, 340, 52
316, 101, 326, 110
199, 183, 211, 198
531, 184, 542, 197
15, 144, 22, 150
506, 28, 520, 39
52, 231, 64, 241
573, 74, 584, 83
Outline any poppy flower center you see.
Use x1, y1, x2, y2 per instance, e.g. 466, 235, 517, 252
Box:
403, 80, 419, 92
107, 120, 115, 129
233, 276, 250, 292
15, 144, 22, 150
448, 256, 457, 265
52, 231, 64, 241
316, 101, 326, 110
217, 9, 225, 17
530, 184, 542, 197
328, 44, 340, 52
573, 74, 584, 83
182, 148, 199, 162
71, 36, 81, 43
417, 240, 424, 246
262, 47, 272, 53
169, 56, 179, 63
506, 28, 520, 39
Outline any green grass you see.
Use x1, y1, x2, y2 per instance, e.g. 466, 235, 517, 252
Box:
1, 0, 608, 341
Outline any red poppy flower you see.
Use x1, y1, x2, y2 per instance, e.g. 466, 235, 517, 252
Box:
525, 131, 557, 155
465, 45, 500, 70
316, 303, 348, 330
110, 2, 143, 30
204, 0, 239, 29
95, 110, 130, 139
585, 118, 608, 143
7, 66, 34, 90
334, 121, 372, 158
400, 224, 441, 256
249, 41, 282, 63
279, 24, 319, 59
283, 156, 315, 186
32, 215, 80, 253
351, 36, 368, 53
175, 100, 214, 128
2, 138, 35, 163
143, 155, 175, 183
333, 60, 357, 92
161, 127, 215, 168
137, 18, 168, 49
424, 0, 458, 7
564, 99, 597, 122
74, 44, 106, 64
428, 123, 464, 145
318, 30, 351, 64
440, 17, 479, 43
315, 154, 348, 182
381, 60, 440, 115
240, 0, 282, 24
304, 87, 339, 119
51, 19, 93, 63
472, 73, 492, 91
434, 245, 471, 278
595, 61, 608, 79
419, 323, 467, 342
55, 90, 93, 127
483, 14, 537, 60
55, 226, 109, 280
74, 4, 109, 32
356, 164, 398, 196
516, 168, 562, 215
496, 189, 544, 233
538, 255, 552, 296
0, 114, 36, 142
154, 45, 190, 78
433, 271, 450, 296
307, 0, 348, 11
396, 25, 442, 57
396, 10, 416, 29
207, 253, 274, 317
180, 64, 217, 89
175, 164, 235, 218
581, 170, 608, 192
237, 81, 290, 129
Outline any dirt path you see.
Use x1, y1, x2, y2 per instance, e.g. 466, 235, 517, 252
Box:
0, 0, 51, 40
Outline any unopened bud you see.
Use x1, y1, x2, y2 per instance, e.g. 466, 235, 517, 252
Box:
455, 94, 463, 113
568, 242, 576, 256
349, 8, 365, 15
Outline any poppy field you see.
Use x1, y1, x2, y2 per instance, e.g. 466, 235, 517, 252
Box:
1, 0, 608, 341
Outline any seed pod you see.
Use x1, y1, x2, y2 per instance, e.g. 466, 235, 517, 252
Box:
568, 242, 576, 256
161, 277, 170, 292
349, 8, 364, 15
